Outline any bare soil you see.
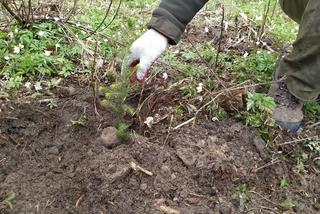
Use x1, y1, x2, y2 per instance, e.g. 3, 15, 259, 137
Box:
0, 81, 319, 214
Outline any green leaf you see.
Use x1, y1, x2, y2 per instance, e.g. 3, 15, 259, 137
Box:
280, 178, 289, 188
280, 197, 295, 210
5, 192, 15, 209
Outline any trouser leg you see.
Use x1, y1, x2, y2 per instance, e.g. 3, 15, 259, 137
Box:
278, 0, 320, 100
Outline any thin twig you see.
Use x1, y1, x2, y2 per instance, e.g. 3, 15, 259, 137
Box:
252, 159, 281, 173
307, 121, 320, 129
186, 36, 226, 89
213, 4, 225, 71
248, 191, 280, 207
257, 0, 271, 45
75, 194, 85, 208
130, 161, 153, 176
170, 78, 283, 131
1, 0, 24, 25
64, 0, 78, 22
278, 136, 319, 146
26, 0, 31, 24
172, 117, 195, 130
91, 39, 101, 117
82, 0, 114, 40
164, 114, 174, 144
101, 0, 123, 31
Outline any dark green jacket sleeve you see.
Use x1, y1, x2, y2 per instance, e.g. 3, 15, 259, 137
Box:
148, 0, 209, 45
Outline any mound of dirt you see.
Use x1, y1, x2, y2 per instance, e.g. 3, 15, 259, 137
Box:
0, 83, 319, 213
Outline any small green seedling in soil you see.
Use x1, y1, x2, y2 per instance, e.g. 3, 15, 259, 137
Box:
4, 192, 15, 209
71, 115, 87, 126
235, 183, 250, 201
47, 100, 58, 109
294, 151, 309, 173
98, 64, 138, 141
116, 122, 130, 141
280, 197, 295, 210
280, 178, 289, 188
231, 175, 239, 183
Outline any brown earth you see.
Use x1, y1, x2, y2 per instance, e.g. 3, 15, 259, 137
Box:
0, 81, 319, 214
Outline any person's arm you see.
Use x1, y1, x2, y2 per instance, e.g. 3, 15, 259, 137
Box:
124, 0, 208, 82
148, 0, 209, 45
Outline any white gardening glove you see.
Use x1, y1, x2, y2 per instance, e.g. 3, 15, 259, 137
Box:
123, 29, 168, 83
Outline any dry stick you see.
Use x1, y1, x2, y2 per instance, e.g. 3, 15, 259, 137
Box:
172, 117, 195, 130
213, 4, 225, 71
158, 206, 180, 214
100, 0, 122, 31
82, 0, 115, 40
164, 114, 174, 143
278, 136, 319, 146
1, 0, 24, 25
257, 0, 271, 45
75, 194, 85, 208
130, 161, 153, 176
171, 79, 282, 130
91, 39, 101, 117
248, 191, 280, 207
269, 0, 278, 23
307, 121, 320, 129
252, 159, 281, 173
66, 20, 126, 46
64, 0, 78, 22
26, 0, 31, 24
186, 36, 226, 89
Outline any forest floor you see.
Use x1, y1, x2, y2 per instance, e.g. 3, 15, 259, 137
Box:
0, 0, 319, 213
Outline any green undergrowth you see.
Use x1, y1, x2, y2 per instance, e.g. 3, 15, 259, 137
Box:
1, 0, 319, 135
0, 23, 75, 89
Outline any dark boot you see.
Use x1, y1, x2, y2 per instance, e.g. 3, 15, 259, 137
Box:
269, 77, 303, 132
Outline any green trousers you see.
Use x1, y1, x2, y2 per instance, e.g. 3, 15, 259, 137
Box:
279, 0, 320, 100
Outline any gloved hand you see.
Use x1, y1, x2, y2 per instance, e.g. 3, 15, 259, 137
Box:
123, 29, 168, 83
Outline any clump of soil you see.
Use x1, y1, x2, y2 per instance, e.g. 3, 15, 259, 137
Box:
0, 83, 319, 213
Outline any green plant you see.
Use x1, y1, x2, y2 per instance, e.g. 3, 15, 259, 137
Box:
4, 192, 15, 209
280, 197, 295, 210
116, 122, 130, 141
280, 178, 289, 188
231, 175, 239, 183
0, 24, 75, 89
99, 65, 138, 141
246, 92, 275, 112
304, 140, 320, 153
47, 100, 58, 109
245, 92, 275, 127
71, 115, 87, 126
179, 84, 197, 98
232, 50, 278, 83
206, 105, 228, 120
294, 151, 309, 173
304, 101, 320, 122
235, 183, 250, 201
